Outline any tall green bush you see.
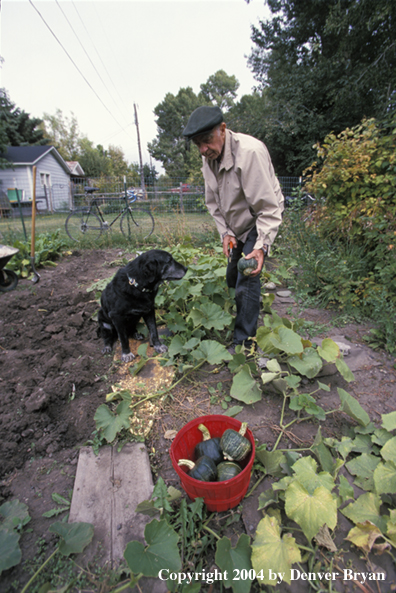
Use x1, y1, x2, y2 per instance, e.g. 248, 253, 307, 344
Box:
280, 115, 396, 353
304, 115, 396, 244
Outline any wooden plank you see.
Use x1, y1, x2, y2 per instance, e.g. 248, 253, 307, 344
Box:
69, 443, 154, 566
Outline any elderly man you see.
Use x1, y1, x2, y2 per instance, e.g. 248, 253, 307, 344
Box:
183, 105, 284, 351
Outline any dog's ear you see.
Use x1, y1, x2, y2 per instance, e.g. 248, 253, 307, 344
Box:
141, 260, 159, 284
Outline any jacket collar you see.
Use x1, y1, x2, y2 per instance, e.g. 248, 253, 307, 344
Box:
202, 129, 234, 193
219, 129, 234, 171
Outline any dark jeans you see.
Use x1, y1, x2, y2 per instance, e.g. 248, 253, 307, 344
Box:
226, 227, 263, 345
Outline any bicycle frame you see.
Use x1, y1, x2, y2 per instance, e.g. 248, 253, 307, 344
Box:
85, 190, 138, 228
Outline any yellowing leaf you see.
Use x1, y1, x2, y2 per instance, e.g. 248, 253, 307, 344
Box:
291, 456, 335, 494
346, 521, 383, 554
285, 481, 337, 541
373, 460, 396, 495
251, 515, 301, 585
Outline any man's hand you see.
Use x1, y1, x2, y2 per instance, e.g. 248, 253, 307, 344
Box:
245, 249, 264, 276
222, 234, 237, 257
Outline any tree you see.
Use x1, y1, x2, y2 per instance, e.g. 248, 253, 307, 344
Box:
40, 109, 80, 161
199, 70, 239, 111
77, 138, 111, 177
148, 71, 241, 177
148, 86, 205, 178
246, 0, 396, 175
0, 88, 46, 147
107, 145, 129, 177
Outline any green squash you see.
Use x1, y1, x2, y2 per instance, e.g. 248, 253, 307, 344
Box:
220, 422, 252, 462
178, 455, 217, 482
217, 461, 242, 481
237, 256, 258, 276
194, 424, 223, 465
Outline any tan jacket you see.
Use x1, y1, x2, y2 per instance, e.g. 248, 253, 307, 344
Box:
202, 129, 284, 250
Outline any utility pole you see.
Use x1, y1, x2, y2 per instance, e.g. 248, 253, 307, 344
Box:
134, 103, 146, 196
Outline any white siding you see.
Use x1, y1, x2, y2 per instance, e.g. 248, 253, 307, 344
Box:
0, 153, 72, 212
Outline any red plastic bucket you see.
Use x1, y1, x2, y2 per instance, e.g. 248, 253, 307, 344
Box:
170, 415, 255, 512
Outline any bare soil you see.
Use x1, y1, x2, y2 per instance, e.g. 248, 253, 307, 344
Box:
0, 248, 395, 593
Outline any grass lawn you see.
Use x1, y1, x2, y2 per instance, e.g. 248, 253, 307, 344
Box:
0, 210, 218, 249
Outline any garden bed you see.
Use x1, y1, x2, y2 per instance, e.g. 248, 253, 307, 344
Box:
0, 248, 395, 592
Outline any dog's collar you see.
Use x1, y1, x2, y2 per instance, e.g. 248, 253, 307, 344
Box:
127, 275, 153, 293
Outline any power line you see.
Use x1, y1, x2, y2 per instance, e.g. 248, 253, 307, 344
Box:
70, 0, 131, 124
28, 0, 132, 141
55, 0, 124, 120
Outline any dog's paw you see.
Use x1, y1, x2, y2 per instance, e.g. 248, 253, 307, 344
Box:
154, 343, 168, 354
121, 352, 135, 363
132, 332, 145, 341
102, 345, 113, 355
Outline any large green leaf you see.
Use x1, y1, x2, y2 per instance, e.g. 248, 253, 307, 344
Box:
338, 388, 370, 426
251, 515, 301, 586
338, 475, 355, 503
192, 340, 232, 365
270, 327, 303, 355
230, 364, 262, 404
0, 529, 21, 574
291, 456, 335, 494
94, 400, 131, 443
335, 358, 355, 382
387, 510, 396, 545
288, 348, 323, 378
285, 481, 337, 542
380, 436, 396, 464
260, 371, 280, 385
311, 428, 336, 474
346, 454, 381, 491
341, 493, 387, 532
266, 359, 282, 373
382, 411, 396, 432
124, 519, 181, 577
373, 461, 396, 495
255, 326, 281, 356
0, 500, 31, 531
187, 302, 232, 331
317, 338, 340, 362
215, 534, 253, 593
49, 522, 94, 556
255, 449, 286, 478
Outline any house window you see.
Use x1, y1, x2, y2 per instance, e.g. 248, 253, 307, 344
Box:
40, 173, 51, 187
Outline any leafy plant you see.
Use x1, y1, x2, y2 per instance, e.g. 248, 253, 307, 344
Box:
252, 408, 396, 586
42, 492, 72, 519
0, 500, 31, 575
5, 230, 69, 278
117, 477, 252, 593
20, 521, 94, 593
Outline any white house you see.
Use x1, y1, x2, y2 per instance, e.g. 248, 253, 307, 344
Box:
0, 145, 72, 212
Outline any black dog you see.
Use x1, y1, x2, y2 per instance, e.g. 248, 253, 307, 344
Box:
97, 249, 187, 362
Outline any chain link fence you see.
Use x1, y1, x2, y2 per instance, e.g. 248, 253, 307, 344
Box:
0, 175, 301, 242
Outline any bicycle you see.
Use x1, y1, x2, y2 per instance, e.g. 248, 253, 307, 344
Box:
65, 187, 154, 242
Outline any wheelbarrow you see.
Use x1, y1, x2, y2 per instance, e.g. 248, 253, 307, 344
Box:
0, 245, 19, 292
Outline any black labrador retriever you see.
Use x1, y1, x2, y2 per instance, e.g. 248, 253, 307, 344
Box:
97, 249, 187, 362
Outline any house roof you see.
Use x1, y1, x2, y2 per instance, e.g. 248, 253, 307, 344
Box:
66, 161, 85, 176
0, 146, 71, 175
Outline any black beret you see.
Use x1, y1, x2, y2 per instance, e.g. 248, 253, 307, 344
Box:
183, 106, 224, 139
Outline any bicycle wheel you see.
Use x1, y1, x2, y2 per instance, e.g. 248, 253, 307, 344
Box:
120, 208, 154, 240
65, 209, 103, 242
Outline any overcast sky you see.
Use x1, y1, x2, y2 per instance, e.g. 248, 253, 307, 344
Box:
0, 0, 269, 173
